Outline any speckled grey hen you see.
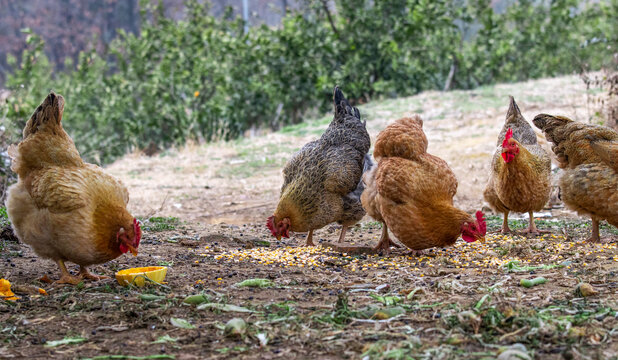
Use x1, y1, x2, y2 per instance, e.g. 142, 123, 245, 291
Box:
483, 96, 551, 235
533, 113, 618, 242
267, 87, 371, 245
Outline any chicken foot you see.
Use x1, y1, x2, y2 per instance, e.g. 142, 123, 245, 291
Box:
405, 249, 426, 256
304, 230, 315, 246
79, 266, 110, 281
498, 212, 512, 233
523, 212, 550, 236
373, 223, 400, 254
338, 226, 348, 243
585, 218, 609, 243
54, 260, 81, 285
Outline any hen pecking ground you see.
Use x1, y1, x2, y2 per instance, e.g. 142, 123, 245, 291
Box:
1, 74, 617, 359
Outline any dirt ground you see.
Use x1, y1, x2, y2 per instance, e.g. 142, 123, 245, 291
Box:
1, 75, 617, 359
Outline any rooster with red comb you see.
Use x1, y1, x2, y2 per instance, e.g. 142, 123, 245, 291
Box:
483, 96, 552, 235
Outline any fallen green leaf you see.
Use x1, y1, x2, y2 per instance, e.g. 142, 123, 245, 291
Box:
235, 279, 274, 288
150, 335, 178, 344
198, 303, 255, 313
503, 260, 561, 273
44, 336, 86, 347
183, 293, 210, 305
406, 287, 423, 300
369, 293, 402, 306
139, 294, 165, 301
170, 317, 196, 329
475, 294, 491, 310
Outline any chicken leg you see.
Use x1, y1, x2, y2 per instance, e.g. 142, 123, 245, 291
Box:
587, 218, 602, 243
304, 230, 315, 246
55, 260, 81, 285
373, 223, 400, 254
79, 266, 110, 281
338, 226, 348, 243
499, 211, 512, 233
523, 212, 550, 236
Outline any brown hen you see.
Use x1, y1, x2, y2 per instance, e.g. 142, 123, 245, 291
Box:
361, 115, 486, 253
5, 93, 141, 284
533, 114, 618, 242
483, 97, 552, 234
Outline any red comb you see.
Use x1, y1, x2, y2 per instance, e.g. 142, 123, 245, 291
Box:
266, 216, 277, 237
133, 218, 142, 246
476, 211, 487, 235
502, 128, 513, 147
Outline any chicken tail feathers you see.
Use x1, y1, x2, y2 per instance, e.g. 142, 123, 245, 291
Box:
333, 85, 345, 108
22, 92, 65, 138
532, 114, 572, 145
333, 86, 361, 122
532, 114, 570, 134
506, 96, 522, 120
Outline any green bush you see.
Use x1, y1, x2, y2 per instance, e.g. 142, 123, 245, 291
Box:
0, 0, 615, 166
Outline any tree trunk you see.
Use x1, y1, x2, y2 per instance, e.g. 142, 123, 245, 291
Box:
321, 0, 339, 38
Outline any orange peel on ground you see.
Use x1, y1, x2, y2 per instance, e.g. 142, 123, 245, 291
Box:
0, 278, 19, 301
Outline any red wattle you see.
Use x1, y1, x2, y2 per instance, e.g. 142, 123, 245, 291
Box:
502, 152, 515, 163
119, 243, 129, 254
462, 234, 476, 243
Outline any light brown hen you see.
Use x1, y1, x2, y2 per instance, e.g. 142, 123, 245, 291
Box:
483, 97, 552, 234
533, 114, 618, 242
5, 93, 141, 284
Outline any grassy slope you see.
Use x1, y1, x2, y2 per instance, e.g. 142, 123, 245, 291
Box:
107, 74, 597, 225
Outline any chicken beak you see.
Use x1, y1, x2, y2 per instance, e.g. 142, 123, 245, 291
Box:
276, 235, 282, 241
127, 245, 138, 256
476, 235, 486, 243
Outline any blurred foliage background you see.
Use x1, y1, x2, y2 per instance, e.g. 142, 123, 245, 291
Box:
0, 0, 616, 165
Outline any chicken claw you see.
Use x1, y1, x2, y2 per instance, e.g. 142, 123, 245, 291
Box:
79, 266, 110, 281
373, 224, 400, 255
55, 274, 82, 285
54, 260, 81, 285
522, 212, 550, 236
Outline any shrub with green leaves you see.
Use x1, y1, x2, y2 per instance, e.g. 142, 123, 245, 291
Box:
0, 0, 615, 167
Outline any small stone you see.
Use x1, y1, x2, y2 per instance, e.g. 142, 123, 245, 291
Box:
224, 318, 246, 338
